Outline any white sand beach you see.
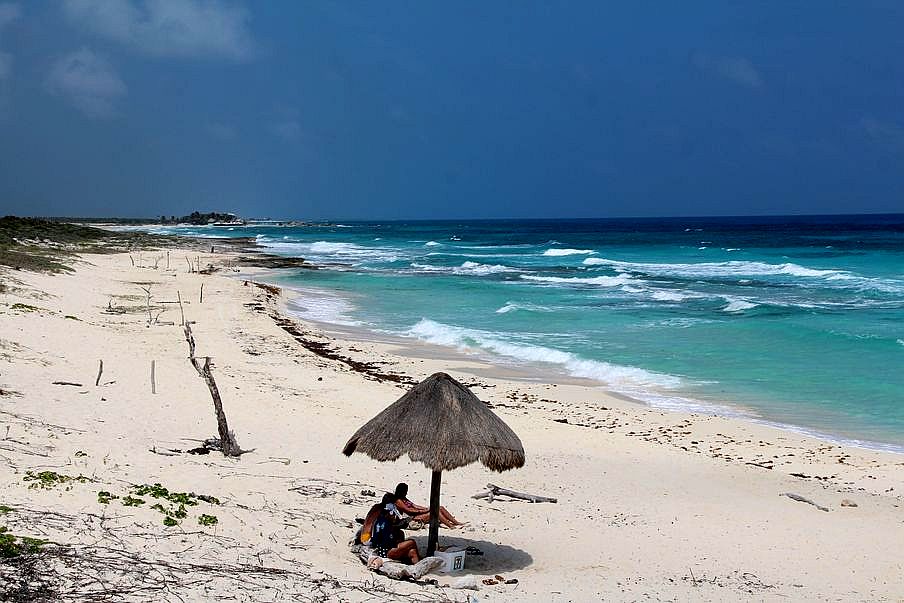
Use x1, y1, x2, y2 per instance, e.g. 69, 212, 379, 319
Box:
2, 245, 903, 601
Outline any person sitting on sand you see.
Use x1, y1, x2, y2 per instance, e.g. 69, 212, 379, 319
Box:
368, 493, 421, 566
393, 482, 464, 529
356, 499, 383, 546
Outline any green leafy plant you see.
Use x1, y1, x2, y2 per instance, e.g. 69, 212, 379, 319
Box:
99, 483, 220, 527
0, 526, 47, 558
97, 491, 118, 504
197, 514, 218, 526
10, 303, 41, 312
24, 470, 89, 490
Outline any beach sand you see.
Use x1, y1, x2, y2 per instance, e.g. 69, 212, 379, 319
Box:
1, 246, 903, 601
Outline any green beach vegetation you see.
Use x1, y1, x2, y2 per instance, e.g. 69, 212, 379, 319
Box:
0, 216, 177, 273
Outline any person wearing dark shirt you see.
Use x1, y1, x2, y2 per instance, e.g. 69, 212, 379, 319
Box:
369, 493, 421, 564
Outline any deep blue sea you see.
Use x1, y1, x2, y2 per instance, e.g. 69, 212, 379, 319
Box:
152, 215, 904, 450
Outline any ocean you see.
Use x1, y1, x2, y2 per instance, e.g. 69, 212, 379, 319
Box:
151, 215, 904, 451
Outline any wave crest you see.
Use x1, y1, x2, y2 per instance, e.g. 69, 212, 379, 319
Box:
543, 248, 596, 257
407, 319, 682, 389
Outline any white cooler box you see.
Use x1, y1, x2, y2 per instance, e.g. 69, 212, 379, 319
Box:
434, 547, 466, 573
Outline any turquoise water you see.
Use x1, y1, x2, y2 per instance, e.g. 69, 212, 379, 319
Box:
153, 216, 904, 450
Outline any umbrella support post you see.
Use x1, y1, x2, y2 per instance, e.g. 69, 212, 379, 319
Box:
427, 470, 442, 556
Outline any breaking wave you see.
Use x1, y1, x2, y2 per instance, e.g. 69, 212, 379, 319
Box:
543, 248, 596, 257
407, 319, 682, 389
410, 261, 519, 276
520, 274, 635, 287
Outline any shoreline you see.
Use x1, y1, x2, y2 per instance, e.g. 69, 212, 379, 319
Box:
239, 271, 904, 489
272, 278, 904, 456
3, 243, 904, 600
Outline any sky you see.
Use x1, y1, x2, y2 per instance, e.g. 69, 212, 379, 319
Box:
0, 1, 903, 220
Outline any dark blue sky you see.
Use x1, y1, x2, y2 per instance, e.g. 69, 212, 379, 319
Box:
1, 1, 903, 219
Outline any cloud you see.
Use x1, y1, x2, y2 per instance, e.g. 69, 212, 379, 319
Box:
695, 53, 763, 90
207, 122, 236, 141
62, 0, 255, 61
46, 48, 127, 118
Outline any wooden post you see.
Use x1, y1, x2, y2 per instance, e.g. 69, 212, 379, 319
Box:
150, 360, 156, 394
199, 283, 204, 304
95, 359, 103, 386
427, 470, 442, 556
166, 251, 170, 270
186, 256, 192, 273
177, 291, 185, 326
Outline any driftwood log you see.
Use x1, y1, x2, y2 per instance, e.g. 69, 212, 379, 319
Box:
781, 492, 830, 512
183, 323, 242, 457
351, 545, 442, 581
472, 483, 557, 503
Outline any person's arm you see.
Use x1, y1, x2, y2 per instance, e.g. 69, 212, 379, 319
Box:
395, 498, 428, 514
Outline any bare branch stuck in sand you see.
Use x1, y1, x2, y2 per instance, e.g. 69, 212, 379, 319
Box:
183, 322, 242, 457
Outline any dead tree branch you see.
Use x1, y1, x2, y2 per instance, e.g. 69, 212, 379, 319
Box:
183, 323, 242, 457
472, 483, 557, 503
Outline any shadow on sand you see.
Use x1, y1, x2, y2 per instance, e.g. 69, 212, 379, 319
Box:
411, 536, 532, 575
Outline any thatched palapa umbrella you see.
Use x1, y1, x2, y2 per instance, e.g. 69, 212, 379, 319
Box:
343, 372, 524, 555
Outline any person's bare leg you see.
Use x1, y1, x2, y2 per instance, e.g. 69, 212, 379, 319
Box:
439, 506, 462, 526
413, 511, 458, 529
387, 540, 420, 564
408, 542, 420, 563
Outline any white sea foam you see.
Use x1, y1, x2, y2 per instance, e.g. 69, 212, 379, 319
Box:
425, 241, 440, 246
458, 261, 515, 275
651, 290, 694, 302
309, 241, 359, 254
495, 301, 555, 314
260, 240, 401, 264
520, 274, 634, 287
407, 319, 682, 389
623, 390, 745, 416
410, 261, 519, 276
582, 257, 847, 280
721, 297, 757, 313
543, 248, 596, 257
284, 289, 361, 326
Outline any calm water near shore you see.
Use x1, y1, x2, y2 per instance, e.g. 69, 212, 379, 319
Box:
151, 215, 904, 450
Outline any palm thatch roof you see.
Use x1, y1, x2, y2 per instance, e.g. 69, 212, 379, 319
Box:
342, 372, 525, 472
